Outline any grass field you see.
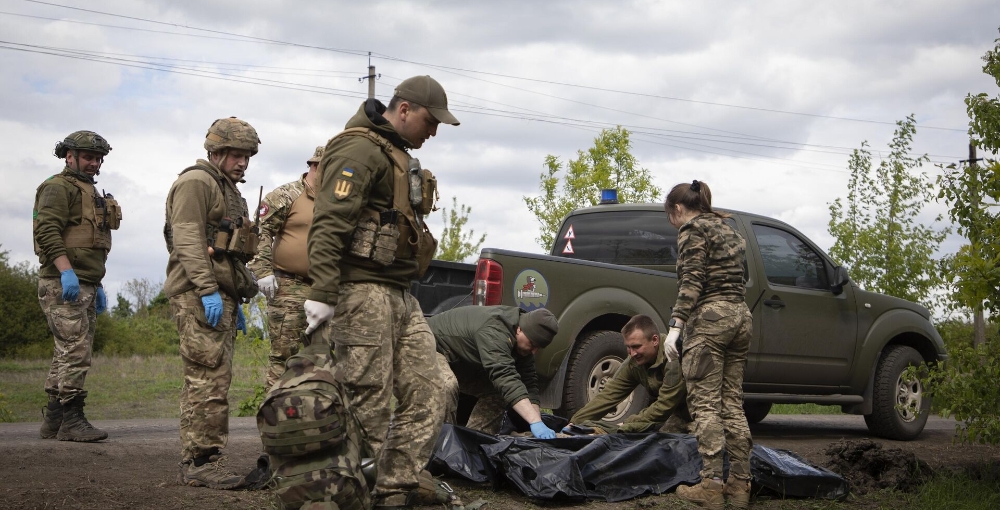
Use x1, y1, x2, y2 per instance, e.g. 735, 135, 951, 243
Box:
0, 337, 268, 422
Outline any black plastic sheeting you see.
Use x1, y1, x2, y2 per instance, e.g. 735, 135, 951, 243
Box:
429, 424, 848, 502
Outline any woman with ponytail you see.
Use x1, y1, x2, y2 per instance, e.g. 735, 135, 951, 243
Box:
665, 180, 753, 510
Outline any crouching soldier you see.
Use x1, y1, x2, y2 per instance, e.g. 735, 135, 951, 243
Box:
566, 314, 691, 434
430, 305, 560, 438
35, 130, 120, 442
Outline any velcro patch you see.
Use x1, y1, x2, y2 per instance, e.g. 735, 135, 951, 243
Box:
334, 179, 353, 199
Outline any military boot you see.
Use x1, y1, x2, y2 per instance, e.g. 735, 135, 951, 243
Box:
178, 453, 245, 490
40, 399, 63, 439
724, 479, 751, 510
57, 396, 108, 442
675, 478, 724, 510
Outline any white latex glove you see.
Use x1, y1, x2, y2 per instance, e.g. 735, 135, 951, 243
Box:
304, 299, 335, 334
258, 274, 278, 300
664, 328, 681, 362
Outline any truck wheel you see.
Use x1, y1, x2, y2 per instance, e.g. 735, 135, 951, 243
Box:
559, 330, 651, 422
742, 402, 772, 424
863, 345, 930, 441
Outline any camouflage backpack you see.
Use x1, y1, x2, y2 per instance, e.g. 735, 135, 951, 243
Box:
256, 337, 371, 510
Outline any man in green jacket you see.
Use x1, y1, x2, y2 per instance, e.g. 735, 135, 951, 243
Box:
567, 314, 690, 434
430, 306, 560, 438
34, 130, 119, 443
303, 75, 459, 508
164, 117, 261, 490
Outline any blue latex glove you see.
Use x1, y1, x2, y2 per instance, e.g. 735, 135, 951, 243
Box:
529, 421, 557, 439
236, 306, 247, 335
60, 269, 80, 301
201, 291, 224, 327
95, 287, 107, 315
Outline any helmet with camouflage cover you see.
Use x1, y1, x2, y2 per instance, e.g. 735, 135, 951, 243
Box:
204, 117, 261, 156
53, 130, 112, 158
306, 145, 324, 164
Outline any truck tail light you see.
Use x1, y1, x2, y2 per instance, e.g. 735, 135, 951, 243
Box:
473, 259, 503, 305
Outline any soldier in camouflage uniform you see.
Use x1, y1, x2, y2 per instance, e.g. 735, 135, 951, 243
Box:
566, 314, 691, 435
430, 306, 559, 438
303, 75, 459, 508
665, 180, 753, 510
34, 130, 120, 443
249, 146, 324, 388
164, 117, 262, 490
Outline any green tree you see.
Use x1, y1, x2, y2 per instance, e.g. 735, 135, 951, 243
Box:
436, 196, 487, 263
827, 115, 949, 308
524, 127, 661, 250
0, 246, 50, 357
111, 294, 133, 319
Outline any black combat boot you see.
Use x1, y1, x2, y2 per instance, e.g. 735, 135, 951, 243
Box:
57, 396, 108, 442
40, 399, 63, 439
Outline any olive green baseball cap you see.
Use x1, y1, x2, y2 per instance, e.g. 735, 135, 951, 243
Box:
394, 75, 460, 126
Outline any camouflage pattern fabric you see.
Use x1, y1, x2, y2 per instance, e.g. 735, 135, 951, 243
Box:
38, 278, 97, 403
314, 281, 446, 503
265, 276, 310, 388
257, 337, 370, 510
169, 288, 239, 461
247, 176, 309, 280
672, 213, 747, 323
681, 300, 753, 482
439, 355, 509, 434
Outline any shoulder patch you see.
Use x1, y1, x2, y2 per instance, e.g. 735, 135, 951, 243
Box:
341, 168, 354, 178
334, 179, 353, 200
258, 203, 269, 217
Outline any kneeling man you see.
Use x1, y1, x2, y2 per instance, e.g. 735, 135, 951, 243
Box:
568, 314, 690, 434
430, 306, 559, 439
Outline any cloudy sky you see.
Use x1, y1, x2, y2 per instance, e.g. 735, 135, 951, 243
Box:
1, 0, 998, 306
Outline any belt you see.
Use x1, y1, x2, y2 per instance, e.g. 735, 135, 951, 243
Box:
273, 269, 313, 285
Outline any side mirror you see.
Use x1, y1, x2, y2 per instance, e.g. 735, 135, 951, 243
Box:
830, 266, 850, 295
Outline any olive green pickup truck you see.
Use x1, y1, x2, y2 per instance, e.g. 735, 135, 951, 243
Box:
470, 203, 947, 440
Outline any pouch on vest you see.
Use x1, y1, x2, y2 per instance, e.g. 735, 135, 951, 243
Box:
257, 337, 370, 510
349, 210, 399, 267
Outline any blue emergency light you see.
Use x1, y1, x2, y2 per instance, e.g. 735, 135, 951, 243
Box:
600, 189, 619, 204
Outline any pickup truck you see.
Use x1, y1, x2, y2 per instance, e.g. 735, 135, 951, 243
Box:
467, 202, 948, 440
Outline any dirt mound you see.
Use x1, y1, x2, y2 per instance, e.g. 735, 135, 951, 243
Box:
824, 439, 933, 494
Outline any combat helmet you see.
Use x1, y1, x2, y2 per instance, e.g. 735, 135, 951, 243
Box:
53, 130, 112, 158
204, 117, 261, 156
307, 145, 324, 164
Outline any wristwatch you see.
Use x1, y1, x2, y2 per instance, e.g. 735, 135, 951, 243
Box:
668, 318, 682, 329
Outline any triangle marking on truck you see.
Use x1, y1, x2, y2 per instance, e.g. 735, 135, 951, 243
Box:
563, 239, 574, 254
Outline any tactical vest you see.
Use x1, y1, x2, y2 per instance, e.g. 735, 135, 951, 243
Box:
332, 127, 439, 277
163, 163, 259, 302
257, 337, 371, 510
34, 174, 121, 255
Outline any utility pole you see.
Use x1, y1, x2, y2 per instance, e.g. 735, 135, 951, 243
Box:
359, 52, 380, 99
969, 142, 987, 348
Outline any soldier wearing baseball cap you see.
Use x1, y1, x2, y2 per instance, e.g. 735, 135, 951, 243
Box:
393, 75, 460, 126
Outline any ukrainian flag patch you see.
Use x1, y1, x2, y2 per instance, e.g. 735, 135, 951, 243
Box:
342, 168, 354, 178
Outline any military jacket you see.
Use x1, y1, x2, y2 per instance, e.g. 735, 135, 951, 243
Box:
248, 173, 313, 278
33, 167, 110, 284
428, 305, 541, 407
307, 100, 422, 306
164, 159, 250, 300
570, 345, 686, 428
672, 213, 747, 322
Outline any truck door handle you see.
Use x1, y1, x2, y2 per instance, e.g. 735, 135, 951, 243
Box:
763, 299, 785, 309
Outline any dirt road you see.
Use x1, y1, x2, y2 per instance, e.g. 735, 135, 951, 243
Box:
1, 414, 996, 509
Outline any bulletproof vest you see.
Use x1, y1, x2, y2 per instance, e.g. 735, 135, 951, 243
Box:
257, 337, 371, 510
34, 174, 121, 255
332, 127, 438, 277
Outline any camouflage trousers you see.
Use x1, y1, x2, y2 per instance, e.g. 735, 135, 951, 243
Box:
681, 300, 754, 482
38, 278, 97, 404
439, 356, 509, 434
315, 282, 446, 503
169, 289, 239, 461
265, 276, 309, 389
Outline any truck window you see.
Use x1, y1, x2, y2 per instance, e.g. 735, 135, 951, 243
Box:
554, 211, 677, 266
751, 224, 829, 290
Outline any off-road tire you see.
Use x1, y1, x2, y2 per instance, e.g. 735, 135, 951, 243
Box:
558, 330, 650, 422
742, 402, 772, 425
863, 345, 930, 441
